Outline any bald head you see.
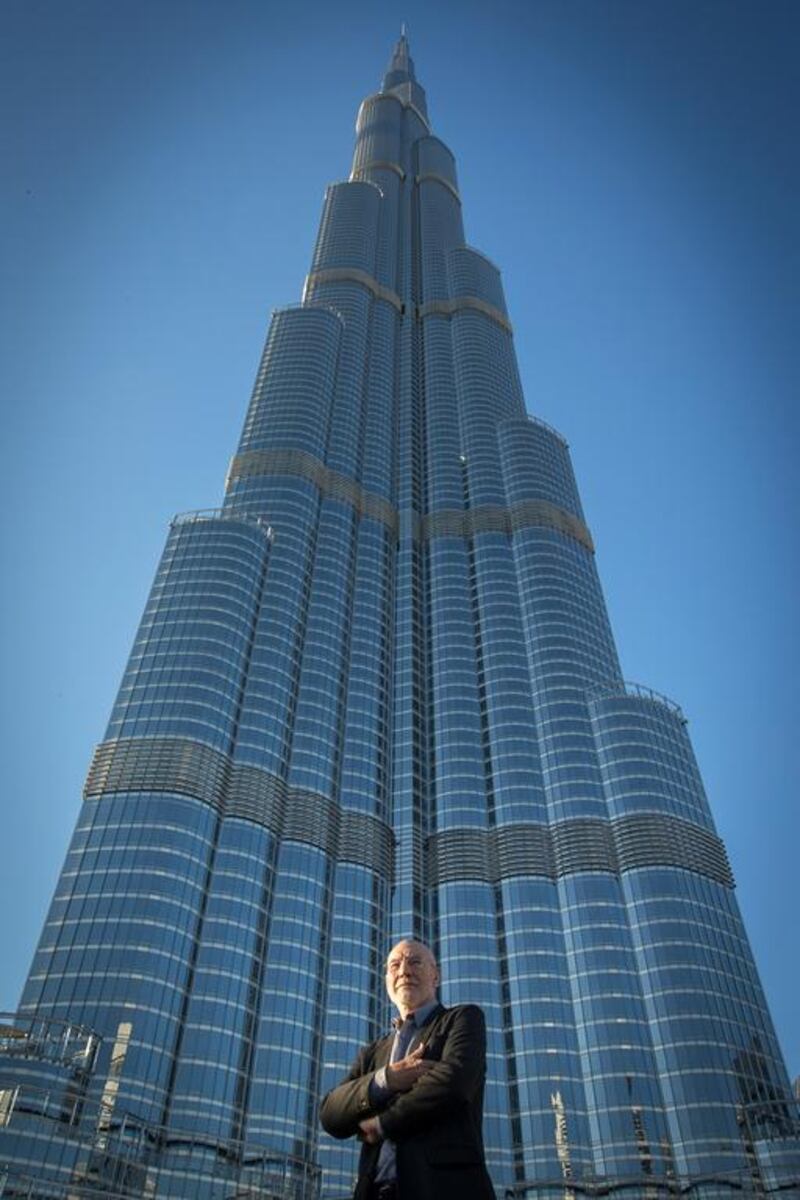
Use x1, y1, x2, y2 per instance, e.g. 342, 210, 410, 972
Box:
385, 939, 439, 1018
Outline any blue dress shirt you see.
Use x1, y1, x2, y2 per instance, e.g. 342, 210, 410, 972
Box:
370, 998, 439, 1183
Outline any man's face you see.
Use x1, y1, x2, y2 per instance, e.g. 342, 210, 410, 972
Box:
385, 939, 439, 1016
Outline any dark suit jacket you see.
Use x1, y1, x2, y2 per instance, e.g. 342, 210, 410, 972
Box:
320, 1003, 496, 1200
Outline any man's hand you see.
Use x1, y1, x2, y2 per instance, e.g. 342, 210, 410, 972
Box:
385, 1043, 434, 1093
359, 1116, 383, 1144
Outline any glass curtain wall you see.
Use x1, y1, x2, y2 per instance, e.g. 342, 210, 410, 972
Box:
1, 33, 797, 1200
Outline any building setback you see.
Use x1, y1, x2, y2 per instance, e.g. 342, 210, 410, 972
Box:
1, 32, 798, 1200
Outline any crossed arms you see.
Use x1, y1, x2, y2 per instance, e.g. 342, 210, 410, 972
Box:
319, 1004, 487, 1144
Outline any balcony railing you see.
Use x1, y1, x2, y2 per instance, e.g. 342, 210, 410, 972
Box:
0, 1013, 99, 1077
587, 680, 686, 720
0, 1082, 320, 1199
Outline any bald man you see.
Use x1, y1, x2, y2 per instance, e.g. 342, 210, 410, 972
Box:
320, 939, 495, 1200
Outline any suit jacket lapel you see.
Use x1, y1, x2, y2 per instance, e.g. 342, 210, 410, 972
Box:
414, 1002, 444, 1050
374, 1033, 395, 1069
420, 1002, 444, 1030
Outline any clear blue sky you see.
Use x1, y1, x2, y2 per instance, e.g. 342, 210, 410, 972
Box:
2, 1, 798, 1079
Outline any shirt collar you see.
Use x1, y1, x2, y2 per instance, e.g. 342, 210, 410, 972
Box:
393, 997, 439, 1030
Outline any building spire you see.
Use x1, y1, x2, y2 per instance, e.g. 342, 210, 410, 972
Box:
384, 28, 415, 83
381, 27, 428, 122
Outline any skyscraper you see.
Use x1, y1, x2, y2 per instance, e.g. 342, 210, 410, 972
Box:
1, 29, 797, 1200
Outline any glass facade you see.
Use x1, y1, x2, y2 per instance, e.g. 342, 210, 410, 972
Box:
1, 34, 798, 1200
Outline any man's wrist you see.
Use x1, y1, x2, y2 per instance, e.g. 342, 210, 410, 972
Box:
358, 1114, 384, 1144
368, 1067, 391, 1105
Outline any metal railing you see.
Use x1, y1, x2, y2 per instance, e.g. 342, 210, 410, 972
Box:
526, 413, 569, 447
171, 508, 274, 537
587, 680, 686, 720
0, 1013, 99, 1077
503, 1172, 800, 1197
0, 1082, 320, 1199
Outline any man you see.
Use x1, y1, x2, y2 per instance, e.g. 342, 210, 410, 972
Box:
320, 938, 496, 1200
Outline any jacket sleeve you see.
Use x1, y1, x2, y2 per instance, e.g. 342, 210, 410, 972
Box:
378, 1004, 486, 1142
319, 1041, 389, 1139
